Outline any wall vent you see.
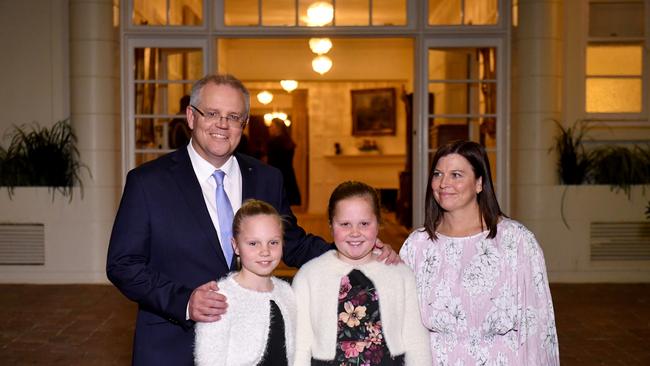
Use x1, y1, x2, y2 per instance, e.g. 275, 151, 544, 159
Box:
590, 222, 650, 261
0, 223, 45, 265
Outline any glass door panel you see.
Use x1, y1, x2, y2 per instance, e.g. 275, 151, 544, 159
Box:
131, 47, 203, 165
426, 47, 498, 183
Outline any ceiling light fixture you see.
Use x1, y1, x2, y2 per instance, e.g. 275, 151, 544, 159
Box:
312, 55, 333, 75
256, 90, 273, 105
308, 38, 332, 55
280, 80, 299, 93
263, 112, 290, 127
306, 1, 334, 27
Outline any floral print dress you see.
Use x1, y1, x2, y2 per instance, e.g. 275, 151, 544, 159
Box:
313, 269, 404, 366
399, 219, 560, 366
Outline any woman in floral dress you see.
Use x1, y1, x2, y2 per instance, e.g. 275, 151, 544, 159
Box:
400, 140, 560, 365
293, 181, 431, 365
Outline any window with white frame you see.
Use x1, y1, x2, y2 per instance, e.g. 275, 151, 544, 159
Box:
222, 0, 407, 27
429, 0, 499, 25
132, 0, 203, 26
586, 0, 647, 115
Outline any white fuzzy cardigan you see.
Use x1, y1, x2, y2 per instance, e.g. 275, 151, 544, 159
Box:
291, 251, 432, 366
194, 274, 296, 366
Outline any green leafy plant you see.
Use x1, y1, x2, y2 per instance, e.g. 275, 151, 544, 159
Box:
0, 119, 89, 200
590, 144, 650, 197
551, 121, 650, 228
551, 119, 593, 184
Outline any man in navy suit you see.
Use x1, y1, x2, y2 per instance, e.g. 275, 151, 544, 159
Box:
107, 74, 397, 365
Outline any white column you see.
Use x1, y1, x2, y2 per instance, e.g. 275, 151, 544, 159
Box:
511, 0, 563, 219
69, 0, 119, 282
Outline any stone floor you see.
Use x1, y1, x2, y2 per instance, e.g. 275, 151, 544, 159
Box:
1, 213, 649, 365
0, 283, 648, 365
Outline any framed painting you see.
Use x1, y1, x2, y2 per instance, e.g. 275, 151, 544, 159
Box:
351, 88, 396, 136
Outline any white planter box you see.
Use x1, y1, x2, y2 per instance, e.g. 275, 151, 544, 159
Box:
513, 185, 650, 283
0, 187, 115, 283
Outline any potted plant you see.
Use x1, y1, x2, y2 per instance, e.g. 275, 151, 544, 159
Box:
0, 119, 88, 200
590, 144, 650, 197
552, 120, 650, 227
551, 119, 593, 184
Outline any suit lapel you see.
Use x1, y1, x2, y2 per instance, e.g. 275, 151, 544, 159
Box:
237, 153, 256, 202
169, 149, 229, 268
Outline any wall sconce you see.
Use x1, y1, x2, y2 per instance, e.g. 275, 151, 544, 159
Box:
309, 38, 332, 55
312, 55, 333, 75
280, 80, 298, 93
306, 1, 333, 27
256, 90, 273, 105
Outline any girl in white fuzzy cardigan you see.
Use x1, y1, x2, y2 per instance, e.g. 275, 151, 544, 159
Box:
194, 200, 296, 366
292, 181, 431, 366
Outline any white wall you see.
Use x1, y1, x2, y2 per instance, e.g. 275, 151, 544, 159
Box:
0, 188, 112, 283
0, 0, 119, 284
519, 186, 650, 283
0, 0, 69, 132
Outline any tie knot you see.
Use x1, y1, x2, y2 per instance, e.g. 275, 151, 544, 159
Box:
212, 170, 226, 186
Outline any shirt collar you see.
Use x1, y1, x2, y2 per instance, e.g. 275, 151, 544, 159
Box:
187, 140, 238, 182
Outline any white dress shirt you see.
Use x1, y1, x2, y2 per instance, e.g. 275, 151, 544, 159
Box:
187, 141, 243, 250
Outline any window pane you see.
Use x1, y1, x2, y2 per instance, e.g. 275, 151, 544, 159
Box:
373, 0, 406, 26
133, 0, 166, 25
134, 83, 169, 115
429, 83, 483, 115
429, 0, 461, 25
465, 0, 498, 25
586, 44, 642, 76
134, 48, 203, 81
133, 0, 203, 26
169, 0, 203, 25
586, 78, 642, 113
429, 119, 472, 149
168, 83, 192, 114
135, 118, 163, 149
225, 0, 259, 26
163, 49, 204, 80
263, 0, 295, 26
336, 0, 369, 26
589, 1, 644, 38
428, 48, 478, 80
429, 0, 498, 25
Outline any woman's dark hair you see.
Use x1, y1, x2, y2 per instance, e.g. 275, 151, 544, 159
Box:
327, 181, 381, 225
232, 199, 284, 239
269, 118, 296, 150
424, 140, 503, 240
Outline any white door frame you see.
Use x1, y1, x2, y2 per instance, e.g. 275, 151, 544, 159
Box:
121, 37, 210, 182
412, 36, 510, 226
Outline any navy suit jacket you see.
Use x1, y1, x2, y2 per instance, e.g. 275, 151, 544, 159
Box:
106, 148, 330, 365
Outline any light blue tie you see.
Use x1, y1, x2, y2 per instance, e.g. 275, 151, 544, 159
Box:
212, 170, 234, 267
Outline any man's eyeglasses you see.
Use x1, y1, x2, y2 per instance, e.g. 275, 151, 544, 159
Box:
190, 104, 247, 129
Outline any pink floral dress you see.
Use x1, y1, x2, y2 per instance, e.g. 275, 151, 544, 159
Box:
313, 269, 405, 366
400, 219, 560, 366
